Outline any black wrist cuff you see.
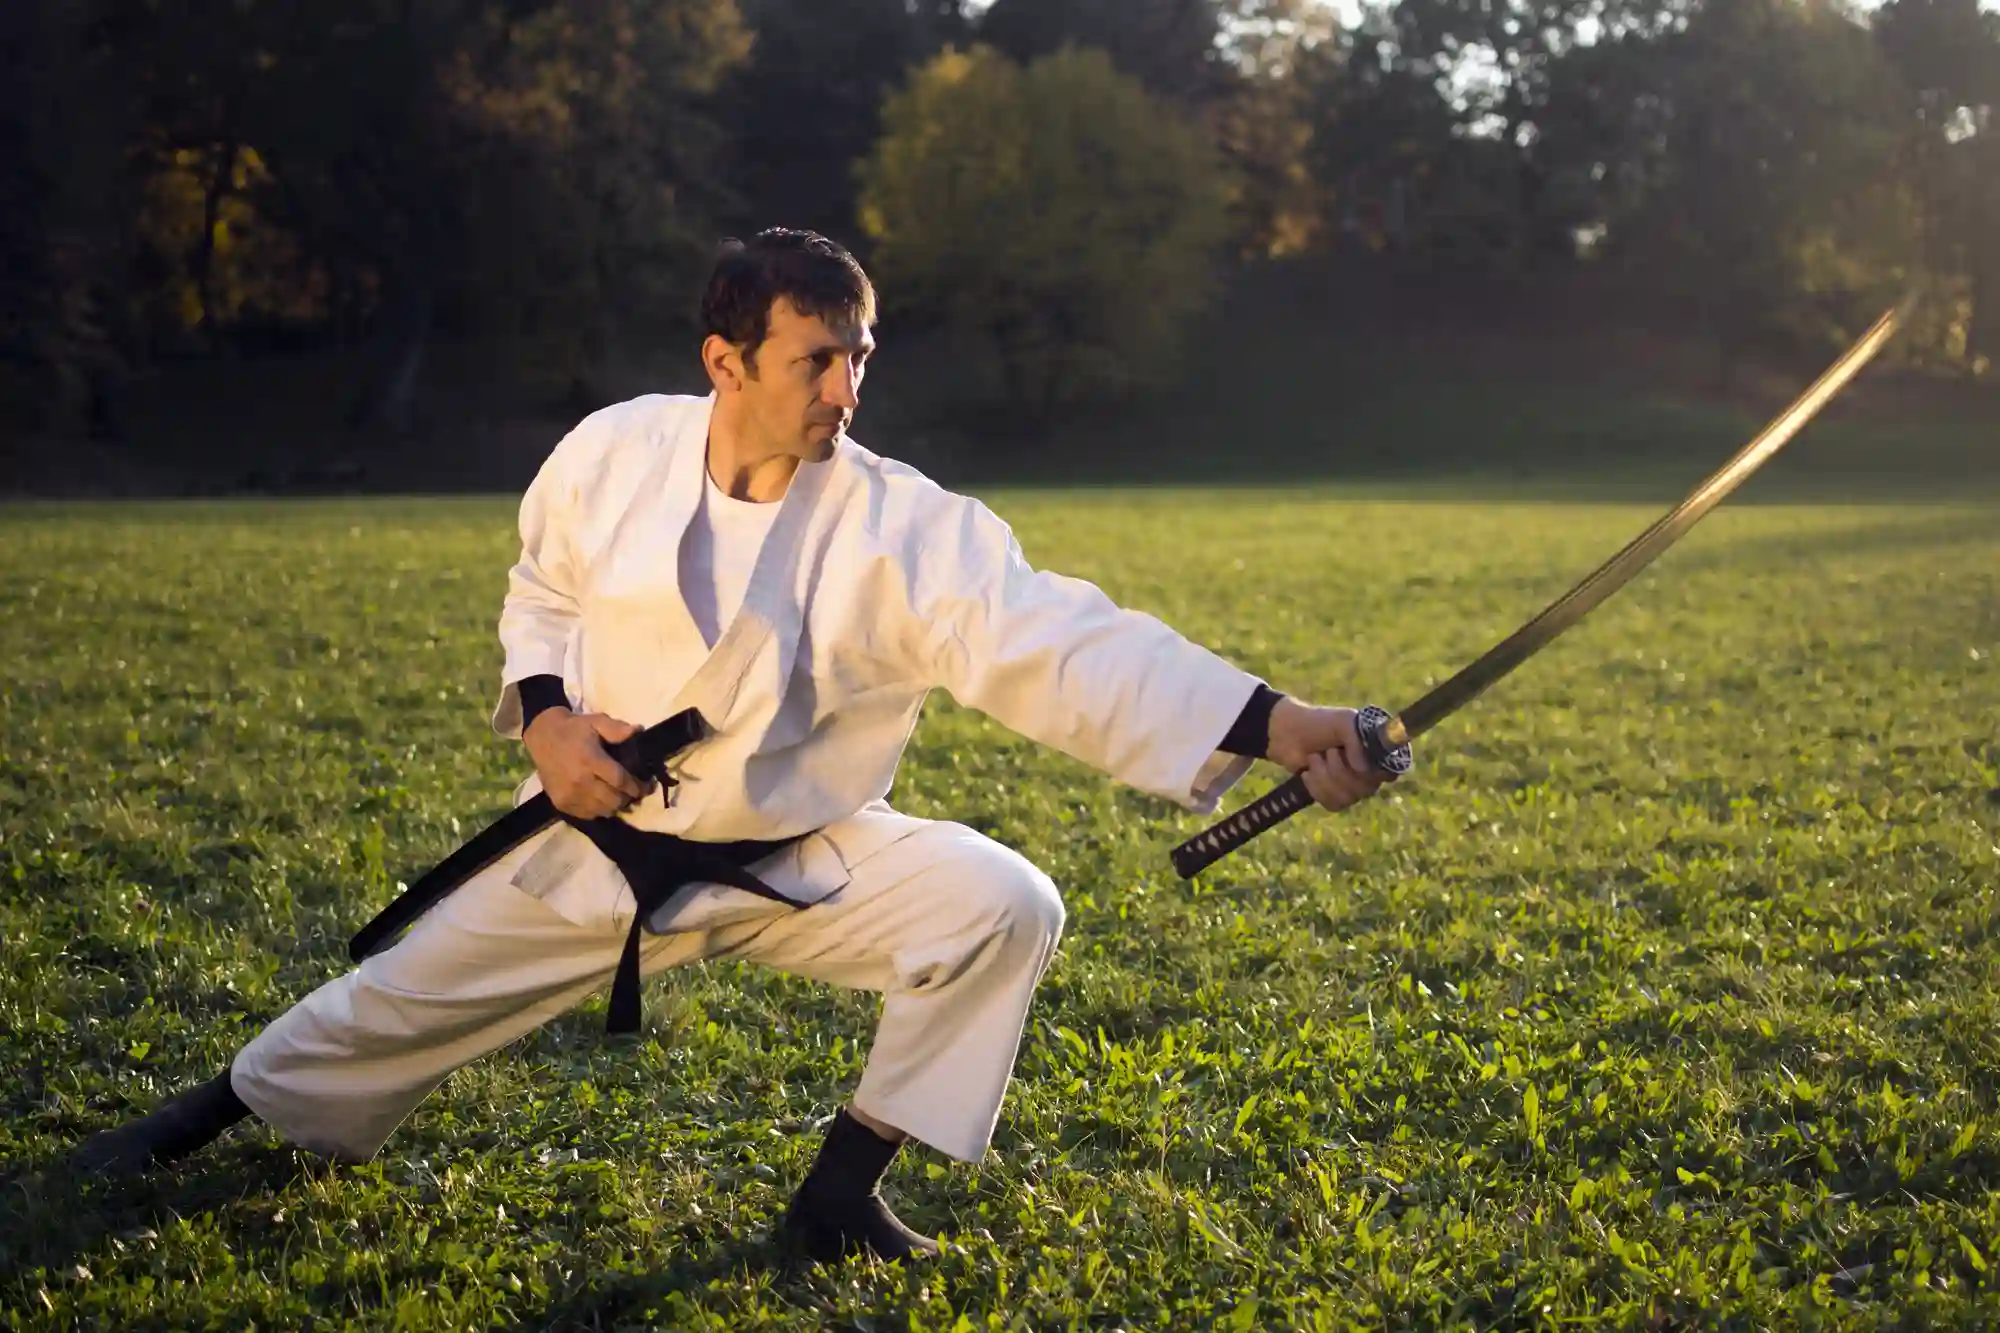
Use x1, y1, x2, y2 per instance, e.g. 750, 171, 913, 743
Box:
1218, 683, 1285, 759
517, 674, 569, 732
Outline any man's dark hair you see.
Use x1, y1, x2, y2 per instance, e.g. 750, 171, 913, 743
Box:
701, 229, 875, 373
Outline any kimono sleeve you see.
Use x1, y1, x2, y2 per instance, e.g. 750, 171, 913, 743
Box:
898, 493, 1262, 813
489, 422, 599, 738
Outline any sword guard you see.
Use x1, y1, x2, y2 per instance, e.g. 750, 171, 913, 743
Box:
1355, 705, 1414, 776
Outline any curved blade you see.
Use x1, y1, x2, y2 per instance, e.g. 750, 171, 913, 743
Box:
1394, 291, 1914, 742
1170, 289, 1917, 878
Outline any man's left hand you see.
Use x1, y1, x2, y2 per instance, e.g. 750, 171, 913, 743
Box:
1264, 699, 1399, 813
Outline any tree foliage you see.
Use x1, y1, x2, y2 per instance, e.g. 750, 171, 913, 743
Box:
5, 0, 1998, 456
1570, 0, 1922, 380
978, 0, 1230, 104
712, 0, 956, 242
1874, 0, 2000, 368
857, 45, 1233, 423
2, 0, 752, 436
0, 0, 140, 434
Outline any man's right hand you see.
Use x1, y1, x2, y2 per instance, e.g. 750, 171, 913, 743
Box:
523, 709, 652, 819
1265, 698, 1397, 814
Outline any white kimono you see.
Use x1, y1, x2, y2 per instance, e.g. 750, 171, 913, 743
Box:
490, 391, 1260, 932
230, 393, 1262, 1165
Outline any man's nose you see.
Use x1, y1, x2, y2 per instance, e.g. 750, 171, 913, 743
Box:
823, 363, 860, 410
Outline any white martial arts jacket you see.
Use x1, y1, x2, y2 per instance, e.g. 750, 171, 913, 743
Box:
490, 393, 1260, 930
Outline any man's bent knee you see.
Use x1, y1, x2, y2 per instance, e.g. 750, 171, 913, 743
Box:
961, 843, 1065, 953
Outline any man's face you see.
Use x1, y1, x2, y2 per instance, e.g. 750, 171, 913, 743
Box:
731, 297, 875, 456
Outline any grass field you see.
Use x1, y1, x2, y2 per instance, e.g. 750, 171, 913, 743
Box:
2, 486, 1998, 1330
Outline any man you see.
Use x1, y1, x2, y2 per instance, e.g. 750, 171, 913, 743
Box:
73, 229, 1398, 1263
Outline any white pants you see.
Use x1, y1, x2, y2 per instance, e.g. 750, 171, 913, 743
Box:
231, 820, 1065, 1164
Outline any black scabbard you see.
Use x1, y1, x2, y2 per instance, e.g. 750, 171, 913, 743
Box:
348, 793, 561, 962
348, 707, 710, 963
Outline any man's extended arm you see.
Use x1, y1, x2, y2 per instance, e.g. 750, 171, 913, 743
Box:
888, 493, 1388, 814
527, 638, 1376, 820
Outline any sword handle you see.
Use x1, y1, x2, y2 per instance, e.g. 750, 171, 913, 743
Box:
604, 707, 710, 781
1169, 704, 1411, 879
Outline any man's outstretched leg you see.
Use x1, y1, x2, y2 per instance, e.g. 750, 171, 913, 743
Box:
688, 821, 1066, 1262
70, 846, 681, 1177
70, 817, 1067, 1270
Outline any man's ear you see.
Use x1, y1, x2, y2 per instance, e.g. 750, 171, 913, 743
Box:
702, 334, 745, 393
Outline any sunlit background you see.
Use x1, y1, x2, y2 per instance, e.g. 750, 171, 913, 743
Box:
2, 0, 1994, 497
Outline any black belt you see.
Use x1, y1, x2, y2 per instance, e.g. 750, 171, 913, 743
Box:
350, 707, 811, 1034
567, 817, 806, 1034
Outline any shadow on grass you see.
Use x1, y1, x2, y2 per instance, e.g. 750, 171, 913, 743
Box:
1665, 507, 2000, 575
0, 1132, 902, 1330
0, 1135, 327, 1289
499, 1236, 803, 1333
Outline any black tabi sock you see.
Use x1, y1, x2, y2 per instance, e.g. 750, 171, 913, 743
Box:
75, 1070, 252, 1176
800, 1109, 903, 1203
784, 1110, 939, 1262
210, 1072, 251, 1125
150, 1072, 251, 1160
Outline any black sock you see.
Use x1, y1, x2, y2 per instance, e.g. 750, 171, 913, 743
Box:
154, 1072, 252, 1159
799, 1109, 902, 1203
75, 1069, 253, 1175
784, 1110, 939, 1262
210, 1071, 251, 1125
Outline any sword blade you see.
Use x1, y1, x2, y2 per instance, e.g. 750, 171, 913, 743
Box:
1171, 290, 1916, 879
1396, 290, 1915, 742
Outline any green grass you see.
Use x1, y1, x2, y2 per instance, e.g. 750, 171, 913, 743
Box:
2, 488, 1998, 1330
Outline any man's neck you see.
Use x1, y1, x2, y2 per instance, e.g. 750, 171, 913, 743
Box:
706, 411, 823, 504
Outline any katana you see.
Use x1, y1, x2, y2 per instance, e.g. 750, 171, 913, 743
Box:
1170, 290, 1918, 880
349, 706, 709, 961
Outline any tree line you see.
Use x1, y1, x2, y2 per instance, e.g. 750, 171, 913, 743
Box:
3, 0, 1995, 443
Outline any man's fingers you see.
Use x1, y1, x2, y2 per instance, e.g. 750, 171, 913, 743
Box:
587, 752, 644, 796
558, 773, 641, 819
1299, 753, 1336, 810
580, 715, 646, 794
1303, 753, 1358, 812
596, 772, 646, 811
1304, 751, 1383, 812
588, 713, 640, 743
585, 746, 647, 799
1331, 729, 1378, 780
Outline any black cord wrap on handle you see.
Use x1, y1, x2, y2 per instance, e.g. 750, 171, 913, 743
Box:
1169, 705, 1410, 879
